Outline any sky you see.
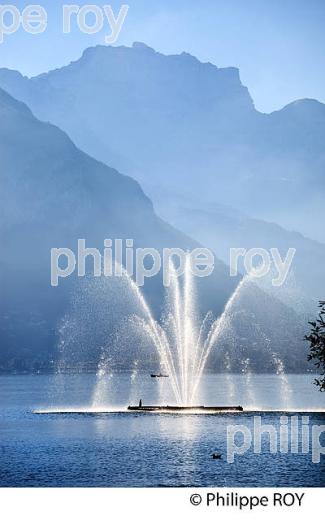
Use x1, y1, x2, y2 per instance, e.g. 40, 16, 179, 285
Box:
0, 0, 324, 112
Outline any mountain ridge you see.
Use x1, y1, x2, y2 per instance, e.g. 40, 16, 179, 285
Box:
2, 43, 324, 114
0, 86, 308, 372
0, 44, 323, 220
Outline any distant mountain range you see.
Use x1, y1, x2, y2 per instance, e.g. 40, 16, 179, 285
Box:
0, 86, 308, 372
156, 191, 325, 306
0, 86, 209, 368
0, 42, 324, 242
2, 40, 322, 372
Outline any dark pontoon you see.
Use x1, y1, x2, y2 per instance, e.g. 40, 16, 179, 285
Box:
127, 405, 243, 412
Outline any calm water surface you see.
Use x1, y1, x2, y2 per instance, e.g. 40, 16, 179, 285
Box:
0, 374, 324, 487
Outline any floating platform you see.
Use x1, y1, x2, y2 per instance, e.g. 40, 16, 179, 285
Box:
33, 407, 325, 415
127, 405, 244, 412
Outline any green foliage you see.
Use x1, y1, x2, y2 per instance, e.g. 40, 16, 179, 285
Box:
305, 301, 325, 391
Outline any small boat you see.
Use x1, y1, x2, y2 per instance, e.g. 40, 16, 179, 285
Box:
150, 373, 169, 378
212, 453, 222, 460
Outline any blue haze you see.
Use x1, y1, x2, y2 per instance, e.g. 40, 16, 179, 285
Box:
0, 0, 325, 112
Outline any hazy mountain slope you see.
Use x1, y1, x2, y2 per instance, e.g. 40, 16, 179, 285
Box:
0, 87, 234, 369
0, 88, 307, 372
157, 195, 325, 305
0, 43, 324, 240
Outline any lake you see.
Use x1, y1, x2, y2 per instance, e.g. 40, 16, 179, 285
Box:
0, 373, 324, 487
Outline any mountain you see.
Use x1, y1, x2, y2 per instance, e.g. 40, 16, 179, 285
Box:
0, 43, 324, 241
156, 192, 325, 306
0, 87, 231, 369
0, 87, 308, 373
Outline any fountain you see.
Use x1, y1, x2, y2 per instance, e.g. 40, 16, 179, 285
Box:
35, 254, 297, 415
100, 255, 250, 410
